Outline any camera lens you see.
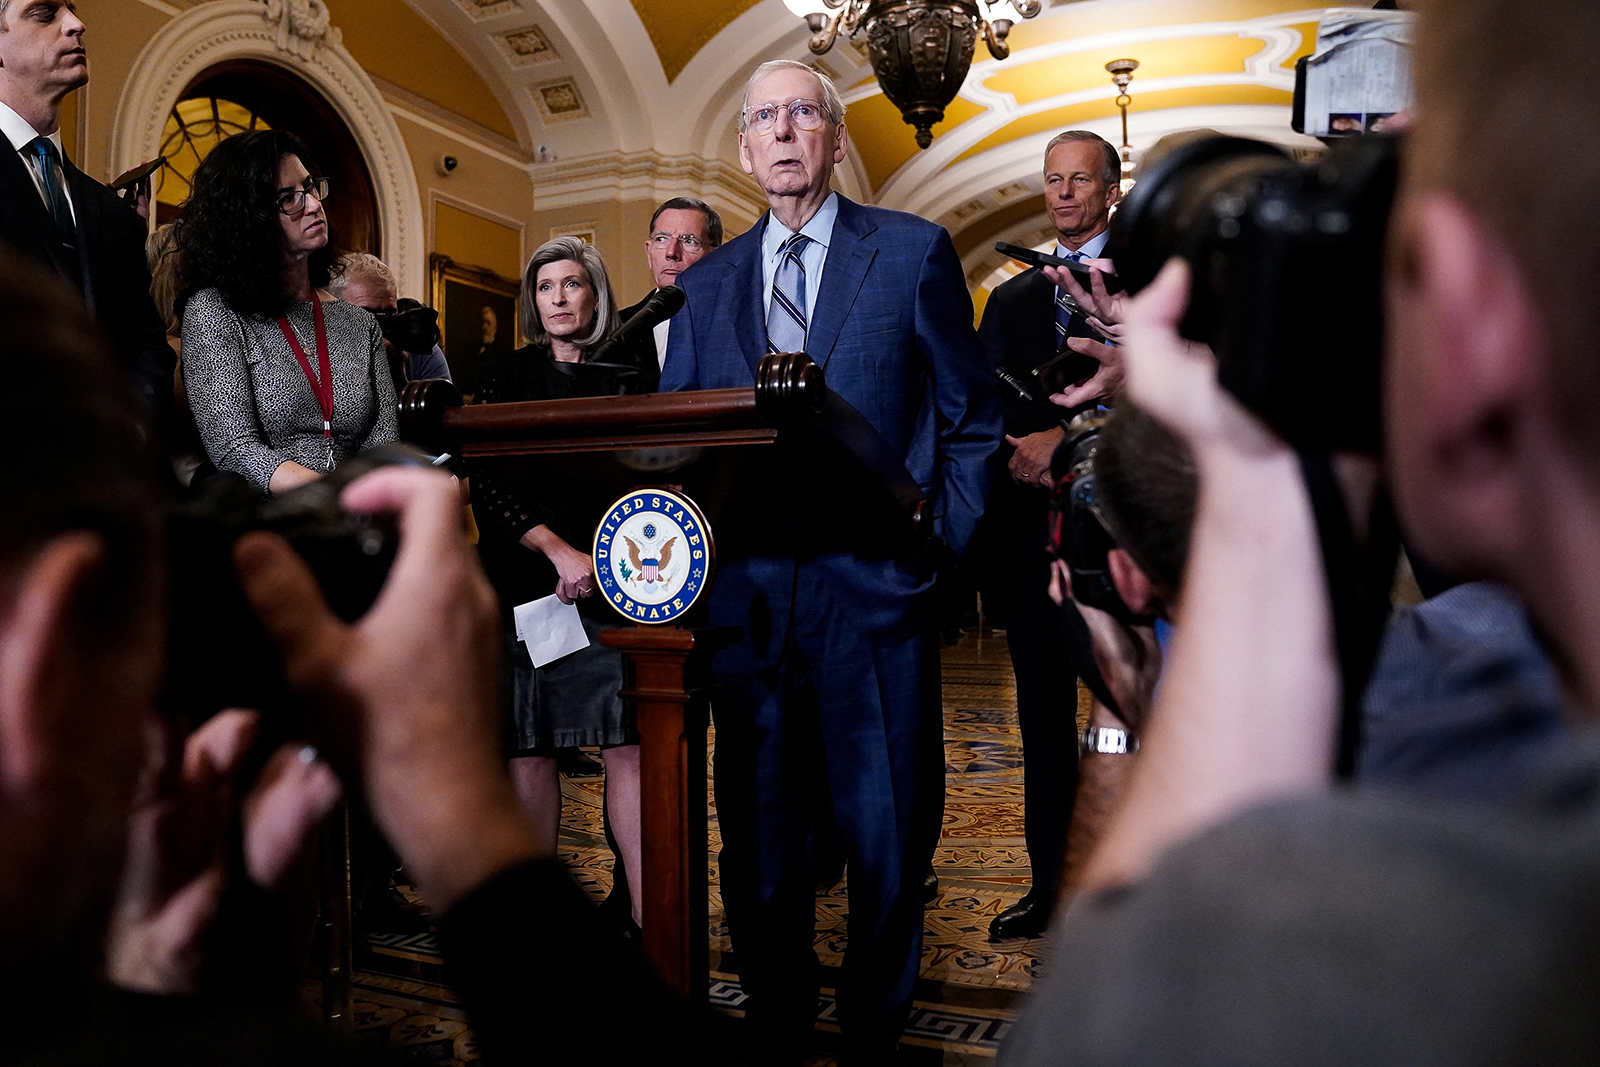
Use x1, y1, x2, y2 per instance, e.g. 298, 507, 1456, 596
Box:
1106, 134, 1399, 452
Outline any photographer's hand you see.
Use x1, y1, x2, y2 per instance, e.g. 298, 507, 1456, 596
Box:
235, 467, 544, 915
1076, 259, 1339, 895
1043, 259, 1125, 332
1048, 337, 1124, 409
108, 710, 341, 995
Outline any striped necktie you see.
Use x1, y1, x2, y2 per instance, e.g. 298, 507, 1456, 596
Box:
766, 232, 812, 354
1053, 248, 1086, 349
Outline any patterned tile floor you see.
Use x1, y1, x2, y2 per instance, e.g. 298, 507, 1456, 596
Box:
341, 630, 1087, 1065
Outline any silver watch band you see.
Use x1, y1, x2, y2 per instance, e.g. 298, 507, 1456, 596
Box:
1079, 723, 1139, 757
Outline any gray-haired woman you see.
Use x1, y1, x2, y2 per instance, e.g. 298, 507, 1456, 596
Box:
470, 236, 645, 932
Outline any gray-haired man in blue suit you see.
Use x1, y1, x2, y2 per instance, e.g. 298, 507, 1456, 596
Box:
660, 58, 1000, 1065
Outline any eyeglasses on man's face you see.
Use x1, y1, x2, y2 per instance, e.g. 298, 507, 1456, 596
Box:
275, 176, 331, 217
743, 99, 829, 136
648, 232, 707, 251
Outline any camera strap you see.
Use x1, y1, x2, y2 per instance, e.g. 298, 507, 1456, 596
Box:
277, 294, 335, 471
1298, 452, 1400, 780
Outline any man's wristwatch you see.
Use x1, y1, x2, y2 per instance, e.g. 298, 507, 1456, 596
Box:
1079, 723, 1139, 758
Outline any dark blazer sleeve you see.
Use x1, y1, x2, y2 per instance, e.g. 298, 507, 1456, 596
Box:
469, 358, 558, 546
913, 227, 1001, 558
979, 269, 1069, 438
75, 170, 177, 434
658, 277, 701, 391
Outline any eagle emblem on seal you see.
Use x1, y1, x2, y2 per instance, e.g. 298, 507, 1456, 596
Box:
624, 534, 677, 584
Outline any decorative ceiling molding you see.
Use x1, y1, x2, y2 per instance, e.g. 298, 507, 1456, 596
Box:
369, 73, 535, 166
452, 0, 520, 22
531, 149, 768, 222
389, 0, 1339, 292
110, 0, 428, 297
497, 24, 558, 65
529, 79, 588, 123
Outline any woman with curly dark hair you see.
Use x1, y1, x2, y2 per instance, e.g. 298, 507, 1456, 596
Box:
176, 129, 397, 496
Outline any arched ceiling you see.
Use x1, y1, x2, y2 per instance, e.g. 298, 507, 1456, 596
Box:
396, 0, 1336, 283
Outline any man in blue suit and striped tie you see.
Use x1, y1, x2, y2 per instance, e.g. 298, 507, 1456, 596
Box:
660, 58, 1000, 1064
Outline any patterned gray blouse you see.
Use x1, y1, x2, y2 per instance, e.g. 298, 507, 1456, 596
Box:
181, 288, 399, 495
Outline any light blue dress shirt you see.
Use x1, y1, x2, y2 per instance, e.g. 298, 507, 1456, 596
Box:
760, 191, 839, 339
1054, 228, 1109, 262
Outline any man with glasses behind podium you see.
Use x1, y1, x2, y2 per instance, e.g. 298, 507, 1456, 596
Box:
620, 196, 723, 384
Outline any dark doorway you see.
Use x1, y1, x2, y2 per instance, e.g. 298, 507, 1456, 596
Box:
155, 60, 379, 259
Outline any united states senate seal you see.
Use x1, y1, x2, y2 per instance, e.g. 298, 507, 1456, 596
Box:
592, 489, 714, 624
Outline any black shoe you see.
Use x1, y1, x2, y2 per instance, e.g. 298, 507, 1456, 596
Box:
921, 869, 939, 904
357, 885, 432, 935
597, 885, 642, 940
988, 892, 1051, 941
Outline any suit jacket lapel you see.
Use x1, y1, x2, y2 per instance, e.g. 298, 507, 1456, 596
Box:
730, 215, 768, 376
0, 143, 76, 280
62, 158, 100, 312
1021, 268, 1060, 353
807, 196, 876, 370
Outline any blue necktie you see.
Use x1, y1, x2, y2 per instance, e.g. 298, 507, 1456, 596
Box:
1053, 248, 1085, 349
766, 232, 812, 354
29, 137, 76, 253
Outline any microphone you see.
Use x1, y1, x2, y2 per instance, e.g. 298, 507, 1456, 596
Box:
588, 285, 685, 369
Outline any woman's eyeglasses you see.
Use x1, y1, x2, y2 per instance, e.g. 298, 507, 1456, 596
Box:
275, 177, 331, 217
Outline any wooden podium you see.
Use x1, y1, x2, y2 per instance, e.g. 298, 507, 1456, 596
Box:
398, 353, 926, 999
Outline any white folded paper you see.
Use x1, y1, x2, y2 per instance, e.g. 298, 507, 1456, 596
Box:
513, 594, 591, 668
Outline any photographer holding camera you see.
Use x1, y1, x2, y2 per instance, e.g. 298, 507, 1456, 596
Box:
999, 1, 1600, 1062
329, 252, 452, 393
1044, 404, 1188, 897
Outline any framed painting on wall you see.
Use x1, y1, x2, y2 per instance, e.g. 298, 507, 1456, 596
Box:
430, 253, 522, 402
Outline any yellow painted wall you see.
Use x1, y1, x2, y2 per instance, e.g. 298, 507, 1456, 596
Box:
982, 35, 1268, 105
76, 0, 173, 181
59, 88, 80, 163
849, 92, 986, 192
390, 110, 535, 293
629, 0, 761, 83
325, 0, 516, 140
435, 202, 523, 280
957, 83, 1293, 162
1008, 0, 1335, 50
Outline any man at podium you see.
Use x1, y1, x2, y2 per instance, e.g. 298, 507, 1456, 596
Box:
660, 58, 999, 1064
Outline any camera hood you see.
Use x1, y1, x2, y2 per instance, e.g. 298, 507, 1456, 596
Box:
1106, 135, 1288, 295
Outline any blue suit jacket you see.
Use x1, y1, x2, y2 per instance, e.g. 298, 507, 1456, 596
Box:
660, 195, 1000, 650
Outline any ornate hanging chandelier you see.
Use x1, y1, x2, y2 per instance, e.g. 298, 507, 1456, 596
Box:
784, 0, 1041, 149
1106, 58, 1140, 195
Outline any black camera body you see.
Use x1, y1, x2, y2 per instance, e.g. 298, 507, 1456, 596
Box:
1107, 134, 1400, 453
161, 445, 434, 735
376, 299, 442, 356
1052, 412, 1141, 625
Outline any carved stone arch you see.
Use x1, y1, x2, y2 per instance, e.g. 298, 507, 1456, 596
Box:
111, 0, 427, 297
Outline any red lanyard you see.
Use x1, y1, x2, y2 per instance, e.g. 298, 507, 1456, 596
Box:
276, 294, 335, 471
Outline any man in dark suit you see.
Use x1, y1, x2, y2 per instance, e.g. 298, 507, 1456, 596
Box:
976, 130, 1121, 940
619, 195, 723, 386
661, 58, 999, 1063
0, 0, 174, 432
